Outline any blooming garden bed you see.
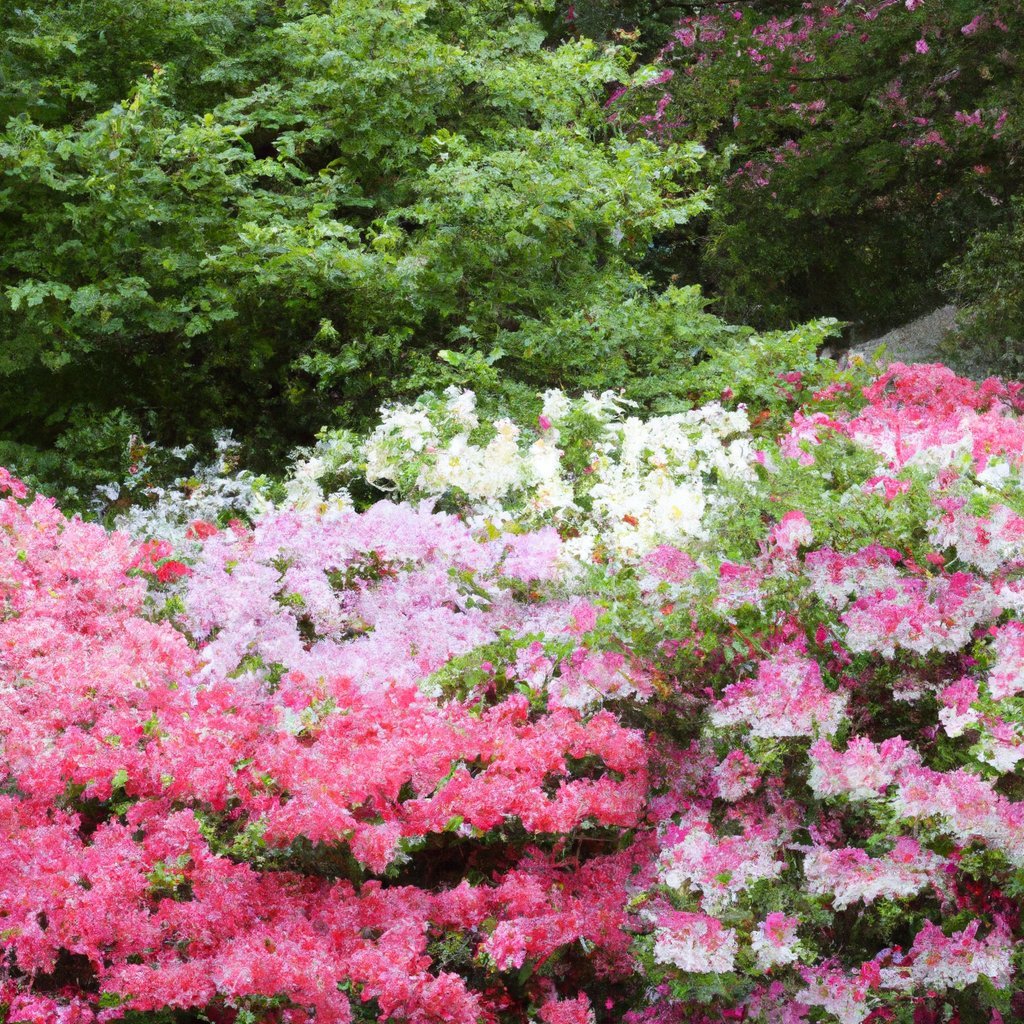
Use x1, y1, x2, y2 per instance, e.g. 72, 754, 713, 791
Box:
2, 362, 1023, 1023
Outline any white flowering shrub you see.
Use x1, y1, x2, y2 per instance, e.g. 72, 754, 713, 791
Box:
92, 433, 276, 551
290, 386, 757, 565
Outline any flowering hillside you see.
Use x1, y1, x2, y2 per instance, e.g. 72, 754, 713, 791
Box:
3, 362, 1024, 1023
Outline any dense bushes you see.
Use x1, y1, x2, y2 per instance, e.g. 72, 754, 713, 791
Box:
4, 358, 1024, 1022
4, 4, 1024, 1022
1, 0, 710, 492
609, 0, 1023, 334
6, 1, 1023, 500
944, 197, 1024, 377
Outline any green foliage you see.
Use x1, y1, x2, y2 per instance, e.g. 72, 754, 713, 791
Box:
609, 1, 1023, 337
0, 0, 716, 495
944, 198, 1024, 377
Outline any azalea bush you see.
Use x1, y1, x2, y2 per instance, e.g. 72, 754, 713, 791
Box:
608, 0, 1023, 334
4, 357, 1024, 1022
91, 315, 839, 536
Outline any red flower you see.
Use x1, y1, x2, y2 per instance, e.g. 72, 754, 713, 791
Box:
185, 519, 219, 541
156, 560, 192, 583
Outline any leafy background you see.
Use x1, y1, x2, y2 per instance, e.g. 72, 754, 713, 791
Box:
1, 0, 1020, 500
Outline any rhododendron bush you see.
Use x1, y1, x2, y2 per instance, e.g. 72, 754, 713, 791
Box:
4, 361, 1024, 1023
608, 0, 1022, 338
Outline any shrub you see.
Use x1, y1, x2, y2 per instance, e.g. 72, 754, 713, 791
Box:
5, 358, 1024, 1022
610, 0, 1023, 333
0, 0, 711, 495
944, 197, 1024, 377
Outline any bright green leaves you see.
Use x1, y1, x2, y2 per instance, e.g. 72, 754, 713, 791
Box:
0, 0, 721, 501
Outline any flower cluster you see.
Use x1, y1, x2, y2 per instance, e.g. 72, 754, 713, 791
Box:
5, 360, 1024, 1023
652, 912, 739, 974
293, 386, 756, 564
97, 431, 274, 553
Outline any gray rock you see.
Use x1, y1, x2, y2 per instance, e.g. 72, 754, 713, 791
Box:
840, 305, 957, 368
